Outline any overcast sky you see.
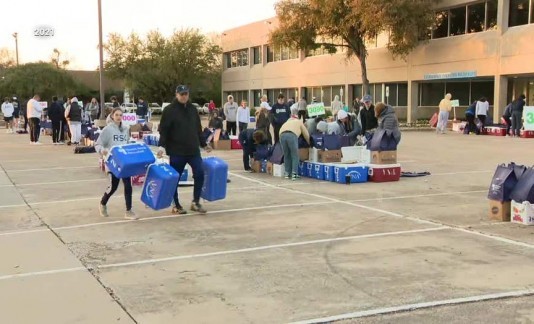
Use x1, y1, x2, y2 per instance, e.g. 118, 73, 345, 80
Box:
0, 0, 277, 70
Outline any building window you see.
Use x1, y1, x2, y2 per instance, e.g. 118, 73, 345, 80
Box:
468, 2, 485, 33
224, 49, 249, 69
253, 47, 262, 65
509, 0, 530, 27
419, 80, 494, 106
471, 81, 494, 104
252, 90, 261, 107
385, 84, 398, 106
420, 83, 446, 106
433, 10, 449, 39
266, 46, 274, 63
445, 82, 470, 106
487, 0, 498, 29
267, 45, 299, 62
449, 7, 467, 36
398, 83, 408, 106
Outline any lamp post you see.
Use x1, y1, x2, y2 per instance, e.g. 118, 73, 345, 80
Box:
98, 0, 105, 121
12, 33, 19, 66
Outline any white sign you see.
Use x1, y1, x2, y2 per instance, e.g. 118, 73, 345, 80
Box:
307, 103, 326, 117
385, 86, 389, 98
524, 107, 534, 131
451, 100, 460, 107
39, 101, 48, 108
122, 113, 138, 126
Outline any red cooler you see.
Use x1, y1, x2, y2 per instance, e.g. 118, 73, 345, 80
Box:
486, 127, 506, 136
521, 130, 534, 138
368, 164, 401, 182
231, 139, 242, 149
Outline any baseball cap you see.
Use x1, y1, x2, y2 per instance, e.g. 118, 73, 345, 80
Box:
363, 95, 372, 103
176, 85, 189, 94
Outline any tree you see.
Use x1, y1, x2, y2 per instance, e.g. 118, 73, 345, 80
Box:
104, 29, 222, 104
270, 0, 436, 95
0, 63, 81, 100
50, 48, 70, 69
0, 48, 15, 70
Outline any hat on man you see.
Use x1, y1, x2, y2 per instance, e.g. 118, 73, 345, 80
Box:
337, 110, 348, 120
176, 85, 189, 94
363, 94, 372, 103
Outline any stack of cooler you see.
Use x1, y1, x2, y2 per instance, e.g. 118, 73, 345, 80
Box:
487, 163, 526, 222
143, 134, 160, 147
366, 130, 400, 183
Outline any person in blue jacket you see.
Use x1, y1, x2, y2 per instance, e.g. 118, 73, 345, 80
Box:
465, 101, 476, 134
136, 97, 149, 120
239, 129, 268, 172
511, 94, 526, 137
270, 93, 291, 143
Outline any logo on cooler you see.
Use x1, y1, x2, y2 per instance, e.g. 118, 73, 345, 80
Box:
145, 180, 158, 198
512, 205, 525, 223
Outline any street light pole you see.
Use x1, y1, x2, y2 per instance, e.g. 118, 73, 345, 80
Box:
98, 0, 105, 120
12, 33, 19, 66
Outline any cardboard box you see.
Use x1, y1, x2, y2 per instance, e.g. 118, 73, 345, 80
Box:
371, 151, 397, 164
267, 162, 273, 175
252, 160, 267, 173
489, 200, 511, 222
213, 140, 231, 150
511, 200, 534, 225
318, 150, 342, 163
299, 148, 309, 162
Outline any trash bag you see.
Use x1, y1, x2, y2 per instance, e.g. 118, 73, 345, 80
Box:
269, 142, 284, 164
510, 167, 534, 203
487, 163, 519, 201
367, 129, 398, 151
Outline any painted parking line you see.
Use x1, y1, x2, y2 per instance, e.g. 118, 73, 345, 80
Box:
98, 227, 446, 269
351, 190, 486, 203
0, 179, 104, 188
7, 166, 96, 172
229, 172, 534, 251
0, 266, 86, 281
290, 288, 534, 324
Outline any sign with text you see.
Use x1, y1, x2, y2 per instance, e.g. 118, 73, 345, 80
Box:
451, 100, 460, 107
424, 71, 477, 80
122, 113, 138, 126
524, 107, 534, 131
39, 101, 48, 108
307, 103, 326, 117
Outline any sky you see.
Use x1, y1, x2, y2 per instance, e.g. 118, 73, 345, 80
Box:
0, 0, 277, 70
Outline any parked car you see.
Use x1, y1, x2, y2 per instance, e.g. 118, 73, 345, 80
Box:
121, 103, 137, 113
192, 103, 208, 115
149, 103, 163, 115
202, 103, 211, 114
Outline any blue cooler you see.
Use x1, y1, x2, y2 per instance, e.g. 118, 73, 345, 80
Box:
298, 162, 308, 177
324, 164, 336, 182
306, 163, 314, 178
334, 164, 369, 184
314, 163, 325, 180
311, 135, 324, 149
106, 143, 156, 178
141, 163, 180, 210
201, 157, 228, 202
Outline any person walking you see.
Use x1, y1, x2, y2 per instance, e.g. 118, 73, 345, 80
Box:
157, 85, 212, 215
237, 100, 250, 134
48, 97, 65, 144
65, 97, 82, 145
279, 105, 310, 180
27, 94, 43, 144
223, 95, 238, 136
297, 97, 307, 121
437, 93, 452, 134
1, 97, 14, 133
475, 97, 490, 131
331, 95, 343, 120
511, 94, 526, 137
271, 93, 291, 143
96, 107, 138, 220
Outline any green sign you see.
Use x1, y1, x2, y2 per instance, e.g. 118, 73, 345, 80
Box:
524, 107, 534, 131
307, 103, 325, 117
450, 100, 460, 107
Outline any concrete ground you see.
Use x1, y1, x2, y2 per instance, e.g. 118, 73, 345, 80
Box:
1, 126, 534, 324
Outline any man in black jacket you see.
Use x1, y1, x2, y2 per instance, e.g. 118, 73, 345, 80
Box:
270, 93, 291, 143
136, 97, 148, 119
157, 85, 212, 214
359, 94, 378, 135
48, 96, 65, 144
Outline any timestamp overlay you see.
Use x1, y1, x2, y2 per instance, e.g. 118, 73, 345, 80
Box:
33, 25, 55, 39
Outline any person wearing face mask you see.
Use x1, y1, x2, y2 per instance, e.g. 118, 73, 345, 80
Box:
375, 102, 401, 145
359, 94, 377, 136
223, 95, 238, 136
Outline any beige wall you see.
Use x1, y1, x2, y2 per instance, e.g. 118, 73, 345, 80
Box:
221, 1, 534, 121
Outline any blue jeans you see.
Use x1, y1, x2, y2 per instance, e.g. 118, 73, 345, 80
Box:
170, 155, 204, 206
280, 132, 299, 176
437, 111, 449, 133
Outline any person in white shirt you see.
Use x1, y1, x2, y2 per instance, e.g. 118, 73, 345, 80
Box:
260, 95, 272, 111
223, 95, 238, 135
1, 97, 15, 133
331, 95, 343, 119
27, 94, 43, 144
237, 100, 250, 134
475, 97, 490, 128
